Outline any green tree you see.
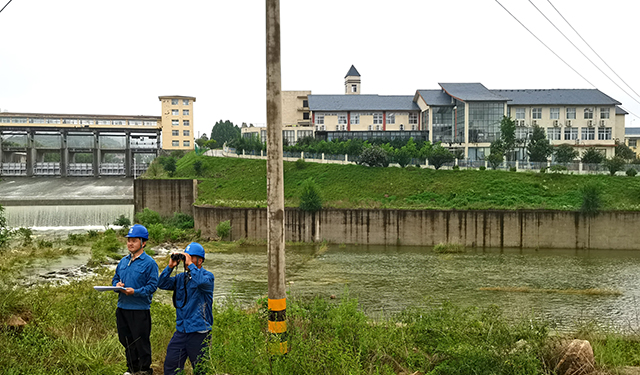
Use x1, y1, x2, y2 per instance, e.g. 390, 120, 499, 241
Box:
499, 116, 517, 161
299, 178, 322, 212
163, 157, 177, 177
615, 142, 636, 161
527, 125, 552, 162
195, 134, 209, 149
554, 144, 579, 164
358, 145, 389, 167
487, 139, 504, 169
581, 147, 605, 165
394, 148, 412, 168
194, 159, 204, 176
427, 144, 455, 170
0, 204, 12, 248
210, 120, 241, 146
603, 156, 626, 176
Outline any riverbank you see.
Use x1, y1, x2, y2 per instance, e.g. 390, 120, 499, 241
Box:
160, 153, 640, 211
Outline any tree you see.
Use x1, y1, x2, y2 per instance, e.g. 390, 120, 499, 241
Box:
394, 148, 412, 168
299, 178, 322, 212
615, 142, 636, 161
195, 134, 209, 149
581, 147, 605, 165
427, 144, 455, 170
0, 204, 12, 248
487, 139, 504, 169
163, 157, 177, 177
527, 125, 552, 162
499, 116, 516, 161
603, 156, 626, 176
193, 159, 204, 176
210, 120, 241, 147
358, 145, 389, 167
554, 144, 579, 164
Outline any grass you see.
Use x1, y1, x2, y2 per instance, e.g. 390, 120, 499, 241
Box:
152, 153, 640, 211
433, 243, 466, 253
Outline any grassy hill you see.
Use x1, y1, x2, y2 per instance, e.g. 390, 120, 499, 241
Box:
156, 152, 640, 211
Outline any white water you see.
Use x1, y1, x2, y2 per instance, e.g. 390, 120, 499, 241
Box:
5, 204, 134, 228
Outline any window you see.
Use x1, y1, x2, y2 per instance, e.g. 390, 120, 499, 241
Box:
350, 114, 359, 125
387, 113, 395, 124
183, 99, 189, 105
584, 108, 593, 119
31, 118, 45, 124
564, 127, 578, 140
302, 100, 308, 108
581, 127, 595, 140
183, 109, 189, 116
97, 120, 111, 125
303, 112, 310, 120
172, 119, 179, 126
0, 118, 10, 123
113, 120, 126, 125
129, 120, 142, 126
338, 115, 347, 125
172, 140, 179, 147
172, 130, 179, 136
547, 127, 561, 141
566, 108, 576, 119
373, 113, 383, 125
597, 127, 612, 140
550, 108, 560, 120
629, 140, 637, 147
515, 108, 525, 119
532, 108, 542, 119
183, 130, 190, 136
63, 119, 78, 124
11, 118, 27, 123
171, 99, 179, 105
351, 84, 357, 93
143, 121, 157, 126
283, 130, 295, 145
297, 130, 313, 139
409, 113, 418, 124
183, 141, 190, 147
600, 108, 610, 119
172, 109, 179, 116
183, 120, 190, 126
316, 114, 324, 125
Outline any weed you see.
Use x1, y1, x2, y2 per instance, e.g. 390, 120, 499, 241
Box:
433, 242, 466, 253
216, 220, 231, 240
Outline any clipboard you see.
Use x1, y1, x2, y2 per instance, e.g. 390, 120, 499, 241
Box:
93, 286, 126, 292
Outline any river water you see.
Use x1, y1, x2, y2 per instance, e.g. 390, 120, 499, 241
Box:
206, 244, 640, 331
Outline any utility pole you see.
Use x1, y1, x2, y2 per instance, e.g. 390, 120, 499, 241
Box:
265, 0, 287, 356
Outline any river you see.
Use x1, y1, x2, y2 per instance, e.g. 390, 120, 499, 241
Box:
206, 244, 640, 331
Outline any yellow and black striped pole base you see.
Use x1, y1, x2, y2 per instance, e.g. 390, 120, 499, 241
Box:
267, 298, 288, 355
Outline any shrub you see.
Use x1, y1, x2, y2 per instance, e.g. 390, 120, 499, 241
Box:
148, 223, 165, 243
479, 166, 486, 171
509, 166, 517, 172
112, 214, 131, 227
603, 156, 626, 176
16, 227, 33, 247
295, 158, 307, 170
37, 239, 53, 249
452, 165, 460, 170
135, 208, 163, 227
299, 178, 322, 213
433, 243, 465, 253
194, 159, 204, 176
549, 165, 567, 173
0, 205, 11, 249
358, 146, 389, 167
216, 220, 231, 240
428, 145, 455, 170
626, 168, 637, 177
166, 212, 194, 230
580, 183, 602, 217
89, 231, 123, 265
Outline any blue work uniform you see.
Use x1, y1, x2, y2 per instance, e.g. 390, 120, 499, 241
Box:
112, 251, 159, 309
158, 263, 214, 375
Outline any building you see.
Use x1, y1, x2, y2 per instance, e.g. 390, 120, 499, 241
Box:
625, 127, 640, 156
159, 95, 196, 150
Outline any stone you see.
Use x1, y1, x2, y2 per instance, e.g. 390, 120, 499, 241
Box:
553, 339, 595, 375
6, 315, 27, 329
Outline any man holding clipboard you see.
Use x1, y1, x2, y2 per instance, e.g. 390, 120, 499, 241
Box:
111, 224, 159, 375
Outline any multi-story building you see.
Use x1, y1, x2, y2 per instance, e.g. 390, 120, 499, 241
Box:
625, 127, 640, 157
159, 95, 196, 150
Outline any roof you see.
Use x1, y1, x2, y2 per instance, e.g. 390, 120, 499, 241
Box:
158, 95, 196, 101
625, 127, 640, 136
492, 89, 620, 106
439, 83, 509, 102
0, 112, 161, 120
616, 106, 628, 115
344, 65, 361, 78
308, 95, 419, 111
415, 90, 455, 106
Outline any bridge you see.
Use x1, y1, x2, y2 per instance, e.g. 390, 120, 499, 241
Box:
0, 126, 160, 177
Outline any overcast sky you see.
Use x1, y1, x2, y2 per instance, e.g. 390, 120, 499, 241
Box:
1, 0, 639, 138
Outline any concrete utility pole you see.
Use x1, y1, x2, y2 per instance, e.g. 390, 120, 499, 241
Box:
265, 0, 287, 355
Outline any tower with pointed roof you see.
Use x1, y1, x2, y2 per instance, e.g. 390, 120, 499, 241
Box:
344, 65, 361, 95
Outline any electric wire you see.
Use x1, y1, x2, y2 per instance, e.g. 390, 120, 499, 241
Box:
493, 0, 596, 88
0, 0, 13, 14
528, 0, 640, 107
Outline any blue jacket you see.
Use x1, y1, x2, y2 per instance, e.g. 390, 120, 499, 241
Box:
158, 264, 214, 333
111, 252, 159, 310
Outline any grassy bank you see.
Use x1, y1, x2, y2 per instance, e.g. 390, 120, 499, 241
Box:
159, 153, 640, 211
2, 274, 640, 374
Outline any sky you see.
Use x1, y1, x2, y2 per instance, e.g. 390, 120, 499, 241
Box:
1, 0, 639, 139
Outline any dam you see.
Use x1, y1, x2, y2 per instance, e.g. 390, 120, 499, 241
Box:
0, 177, 134, 227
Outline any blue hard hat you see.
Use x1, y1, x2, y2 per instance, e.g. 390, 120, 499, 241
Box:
184, 242, 205, 259
125, 224, 149, 240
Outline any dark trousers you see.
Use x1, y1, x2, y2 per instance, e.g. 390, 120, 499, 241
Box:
116, 308, 153, 374
164, 331, 210, 375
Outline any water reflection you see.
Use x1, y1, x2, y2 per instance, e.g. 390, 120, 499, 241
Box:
206, 245, 640, 331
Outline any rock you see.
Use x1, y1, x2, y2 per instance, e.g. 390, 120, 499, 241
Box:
553, 339, 595, 375
6, 315, 27, 329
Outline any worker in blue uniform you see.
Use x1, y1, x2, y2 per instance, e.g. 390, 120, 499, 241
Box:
158, 242, 214, 375
112, 224, 159, 375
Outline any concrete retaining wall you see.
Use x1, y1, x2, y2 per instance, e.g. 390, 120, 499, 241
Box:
194, 206, 639, 250
134, 179, 197, 217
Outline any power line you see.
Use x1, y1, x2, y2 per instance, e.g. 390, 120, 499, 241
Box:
0, 0, 12, 14
493, 0, 596, 88
545, 0, 640, 102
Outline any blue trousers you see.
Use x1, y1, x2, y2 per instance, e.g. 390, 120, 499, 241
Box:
163, 331, 210, 375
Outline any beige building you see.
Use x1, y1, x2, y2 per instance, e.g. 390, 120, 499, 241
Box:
159, 95, 196, 150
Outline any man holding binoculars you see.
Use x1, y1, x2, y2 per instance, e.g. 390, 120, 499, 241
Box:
158, 242, 214, 375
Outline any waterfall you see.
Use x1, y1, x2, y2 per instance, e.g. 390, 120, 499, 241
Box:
5, 204, 134, 228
